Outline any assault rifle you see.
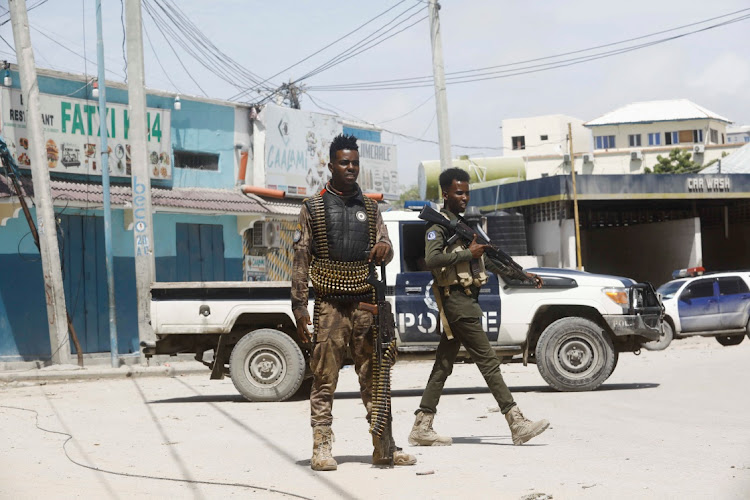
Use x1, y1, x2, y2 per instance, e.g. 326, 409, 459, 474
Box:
358, 262, 397, 466
418, 205, 534, 284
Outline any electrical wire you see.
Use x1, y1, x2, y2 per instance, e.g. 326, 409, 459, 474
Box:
228, 0, 411, 101
305, 93, 506, 150
141, 0, 208, 96
141, 0, 276, 98
143, 20, 182, 94
120, 0, 128, 82
377, 93, 434, 124
0, 0, 51, 26
292, 3, 427, 84
308, 8, 750, 91
0, 405, 314, 499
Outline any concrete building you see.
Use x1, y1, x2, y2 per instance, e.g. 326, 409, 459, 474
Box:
727, 125, 750, 145
501, 114, 591, 180
0, 66, 391, 363
502, 100, 744, 180
461, 101, 750, 285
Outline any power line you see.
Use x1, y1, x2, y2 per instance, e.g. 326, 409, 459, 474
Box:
308, 8, 750, 91
119, 0, 128, 82
143, 18, 181, 93
227, 0, 411, 101
141, 0, 208, 96
291, 3, 426, 84
378, 93, 434, 124
305, 93, 506, 151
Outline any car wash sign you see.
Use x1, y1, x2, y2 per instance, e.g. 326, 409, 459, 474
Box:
0, 88, 172, 179
263, 103, 342, 197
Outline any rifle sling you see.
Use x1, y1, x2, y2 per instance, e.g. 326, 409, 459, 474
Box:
431, 282, 454, 340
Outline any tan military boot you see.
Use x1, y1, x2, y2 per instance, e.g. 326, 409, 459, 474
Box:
311, 426, 337, 471
505, 406, 549, 445
372, 434, 417, 466
408, 410, 452, 446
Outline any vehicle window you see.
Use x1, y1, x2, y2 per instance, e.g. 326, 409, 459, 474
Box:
657, 280, 686, 300
400, 221, 428, 272
682, 279, 714, 299
718, 277, 750, 295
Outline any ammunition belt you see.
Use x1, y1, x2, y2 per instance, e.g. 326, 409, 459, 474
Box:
370, 336, 397, 437
310, 257, 372, 302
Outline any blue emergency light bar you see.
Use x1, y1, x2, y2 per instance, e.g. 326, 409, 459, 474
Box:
404, 200, 431, 211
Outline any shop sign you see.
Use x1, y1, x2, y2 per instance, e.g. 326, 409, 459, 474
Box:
263, 103, 342, 197
0, 87, 172, 179
358, 140, 398, 200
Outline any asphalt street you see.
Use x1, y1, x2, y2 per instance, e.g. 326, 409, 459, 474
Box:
1, 336, 749, 500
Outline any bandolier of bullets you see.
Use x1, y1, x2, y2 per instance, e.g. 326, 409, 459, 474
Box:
310, 257, 373, 302
370, 331, 397, 437
306, 193, 379, 337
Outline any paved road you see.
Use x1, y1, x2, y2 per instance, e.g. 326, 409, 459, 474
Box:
1, 336, 749, 499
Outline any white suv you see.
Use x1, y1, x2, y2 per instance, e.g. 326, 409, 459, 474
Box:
644, 269, 750, 350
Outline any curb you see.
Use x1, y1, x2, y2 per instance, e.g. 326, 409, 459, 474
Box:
0, 362, 209, 385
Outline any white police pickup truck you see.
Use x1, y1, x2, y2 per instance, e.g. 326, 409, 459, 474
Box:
645, 268, 750, 351
145, 210, 663, 401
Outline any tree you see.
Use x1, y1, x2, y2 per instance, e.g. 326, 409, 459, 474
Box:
644, 148, 701, 174
395, 184, 421, 208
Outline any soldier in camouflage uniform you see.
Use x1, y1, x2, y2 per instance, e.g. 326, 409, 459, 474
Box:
292, 134, 416, 471
408, 167, 550, 447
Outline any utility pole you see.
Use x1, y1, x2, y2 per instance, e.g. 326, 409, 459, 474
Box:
8, 0, 71, 364
428, 0, 452, 172
95, 0, 118, 367
568, 123, 583, 270
125, 0, 156, 360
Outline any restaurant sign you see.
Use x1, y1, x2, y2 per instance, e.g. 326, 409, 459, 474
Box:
0, 87, 172, 179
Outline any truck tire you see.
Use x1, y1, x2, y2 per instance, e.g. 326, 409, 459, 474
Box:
641, 320, 673, 351
715, 334, 744, 347
229, 329, 305, 402
536, 317, 617, 392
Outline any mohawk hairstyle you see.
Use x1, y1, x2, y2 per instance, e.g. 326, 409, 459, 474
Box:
329, 133, 359, 163
439, 167, 470, 190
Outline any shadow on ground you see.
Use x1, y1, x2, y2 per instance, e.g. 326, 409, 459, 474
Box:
148, 382, 658, 404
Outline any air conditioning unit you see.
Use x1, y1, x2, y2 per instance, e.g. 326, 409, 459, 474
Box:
694, 144, 705, 154
630, 151, 643, 161
582, 154, 593, 163
252, 221, 282, 248
562, 153, 571, 163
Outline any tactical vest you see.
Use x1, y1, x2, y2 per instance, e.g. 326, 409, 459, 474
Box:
305, 189, 378, 303
432, 215, 488, 294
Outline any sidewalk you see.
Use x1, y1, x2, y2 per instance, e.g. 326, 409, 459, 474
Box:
0, 354, 209, 385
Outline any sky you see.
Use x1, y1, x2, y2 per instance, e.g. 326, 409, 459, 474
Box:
0, 0, 748, 188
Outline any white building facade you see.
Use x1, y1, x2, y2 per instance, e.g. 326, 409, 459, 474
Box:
501, 100, 744, 180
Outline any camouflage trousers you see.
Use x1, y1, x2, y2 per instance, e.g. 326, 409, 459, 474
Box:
310, 300, 374, 427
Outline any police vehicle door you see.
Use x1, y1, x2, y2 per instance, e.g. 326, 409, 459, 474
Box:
717, 276, 750, 329
678, 278, 719, 332
394, 221, 501, 345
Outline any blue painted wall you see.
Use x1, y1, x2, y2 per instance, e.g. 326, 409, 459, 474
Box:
0, 70, 244, 360
17, 70, 239, 189
0, 208, 242, 359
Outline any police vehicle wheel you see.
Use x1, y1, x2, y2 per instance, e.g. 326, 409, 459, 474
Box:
715, 334, 744, 347
641, 320, 673, 351
536, 317, 616, 392
229, 329, 305, 402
